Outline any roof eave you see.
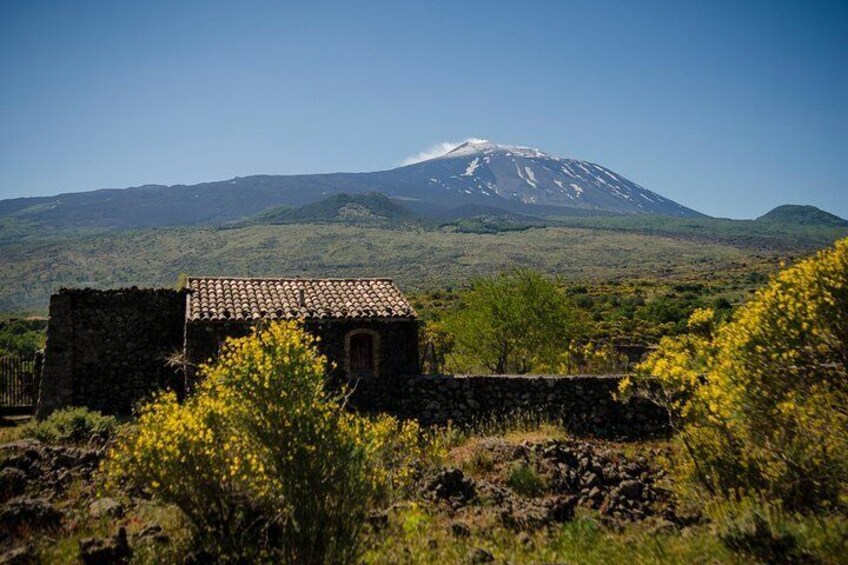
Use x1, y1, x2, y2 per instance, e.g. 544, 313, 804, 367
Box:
185, 315, 418, 324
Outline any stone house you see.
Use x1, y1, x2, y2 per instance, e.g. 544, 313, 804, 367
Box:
37, 277, 419, 416
183, 277, 420, 388
35, 278, 668, 438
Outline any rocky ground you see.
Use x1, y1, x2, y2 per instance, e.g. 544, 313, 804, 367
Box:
414, 437, 697, 534
0, 426, 697, 564
0, 436, 175, 564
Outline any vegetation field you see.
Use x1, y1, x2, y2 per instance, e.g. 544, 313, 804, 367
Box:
2, 214, 845, 312
2, 238, 847, 563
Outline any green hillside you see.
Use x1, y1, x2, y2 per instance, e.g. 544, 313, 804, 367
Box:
756, 204, 848, 227
1, 215, 846, 312
247, 192, 417, 225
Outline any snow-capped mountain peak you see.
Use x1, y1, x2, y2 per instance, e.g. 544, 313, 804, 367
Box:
440, 139, 550, 160
399, 139, 701, 217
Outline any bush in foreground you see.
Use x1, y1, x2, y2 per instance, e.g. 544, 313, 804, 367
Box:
106, 321, 422, 563
624, 237, 848, 512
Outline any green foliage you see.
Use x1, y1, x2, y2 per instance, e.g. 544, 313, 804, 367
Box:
542, 341, 630, 374
626, 238, 848, 511
0, 316, 46, 357
106, 321, 423, 563
554, 213, 848, 251
26, 407, 117, 444
506, 462, 547, 497
448, 216, 543, 234
246, 192, 416, 225
444, 270, 579, 373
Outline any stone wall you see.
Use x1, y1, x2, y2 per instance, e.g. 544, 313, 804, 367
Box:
349, 374, 667, 439
184, 318, 419, 388
37, 288, 186, 417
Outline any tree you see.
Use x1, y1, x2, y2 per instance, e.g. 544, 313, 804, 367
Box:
444, 270, 579, 374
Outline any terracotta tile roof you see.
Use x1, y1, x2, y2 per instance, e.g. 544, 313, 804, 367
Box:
186, 277, 417, 322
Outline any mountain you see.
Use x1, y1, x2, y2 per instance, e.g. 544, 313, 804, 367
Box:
390, 140, 702, 217
756, 205, 848, 227
0, 140, 704, 230
248, 192, 416, 224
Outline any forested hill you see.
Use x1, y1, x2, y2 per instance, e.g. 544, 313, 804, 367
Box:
756, 204, 848, 227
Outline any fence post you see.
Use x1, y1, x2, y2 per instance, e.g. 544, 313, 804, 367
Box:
33, 351, 44, 410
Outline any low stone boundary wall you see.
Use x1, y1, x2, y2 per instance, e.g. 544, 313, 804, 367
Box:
349, 374, 667, 439
37, 288, 186, 417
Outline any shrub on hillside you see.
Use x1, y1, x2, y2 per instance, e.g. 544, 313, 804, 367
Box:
26, 407, 117, 444
623, 238, 848, 512
106, 321, 423, 563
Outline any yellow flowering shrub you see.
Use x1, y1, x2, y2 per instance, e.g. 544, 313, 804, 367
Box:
545, 341, 630, 374
106, 321, 422, 563
625, 239, 848, 511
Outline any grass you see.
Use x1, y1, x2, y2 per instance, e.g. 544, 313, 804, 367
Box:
36, 500, 191, 564
22, 407, 118, 443
506, 462, 547, 497
362, 506, 742, 564
0, 417, 30, 443
706, 496, 848, 564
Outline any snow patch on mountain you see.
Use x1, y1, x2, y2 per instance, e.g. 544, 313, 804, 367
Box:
524, 166, 538, 188
462, 158, 480, 177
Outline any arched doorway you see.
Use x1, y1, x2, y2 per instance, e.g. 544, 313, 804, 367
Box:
346, 330, 379, 378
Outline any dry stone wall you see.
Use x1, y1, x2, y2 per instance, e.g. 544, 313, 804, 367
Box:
349, 374, 668, 439
37, 288, 186, 417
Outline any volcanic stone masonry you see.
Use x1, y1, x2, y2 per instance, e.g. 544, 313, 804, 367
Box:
348, 374, 668, 439
36, 286, 668, 439
37, 288, 186, 417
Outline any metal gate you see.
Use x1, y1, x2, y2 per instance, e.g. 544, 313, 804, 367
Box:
0, 353, 41, 416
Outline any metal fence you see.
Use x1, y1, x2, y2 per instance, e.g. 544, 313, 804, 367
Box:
0, 353, 41, 415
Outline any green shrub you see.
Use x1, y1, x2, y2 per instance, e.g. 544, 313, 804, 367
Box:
27, 407, 117, 443
106, 321, 422, 563
506, 462, 546, 497
625, 238, 848, 511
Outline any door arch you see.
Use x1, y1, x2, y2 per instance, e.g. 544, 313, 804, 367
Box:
345, 329, 380, 379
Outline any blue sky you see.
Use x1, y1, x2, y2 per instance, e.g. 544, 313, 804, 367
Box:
1, 0, 846, 219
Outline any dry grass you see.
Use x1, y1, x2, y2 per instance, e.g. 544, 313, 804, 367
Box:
0, 417, 30, 444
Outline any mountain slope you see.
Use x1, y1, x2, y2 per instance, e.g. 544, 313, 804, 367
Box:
249, 192, 417, 224
756, 205, 848, 227
0, 140, 704, 230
